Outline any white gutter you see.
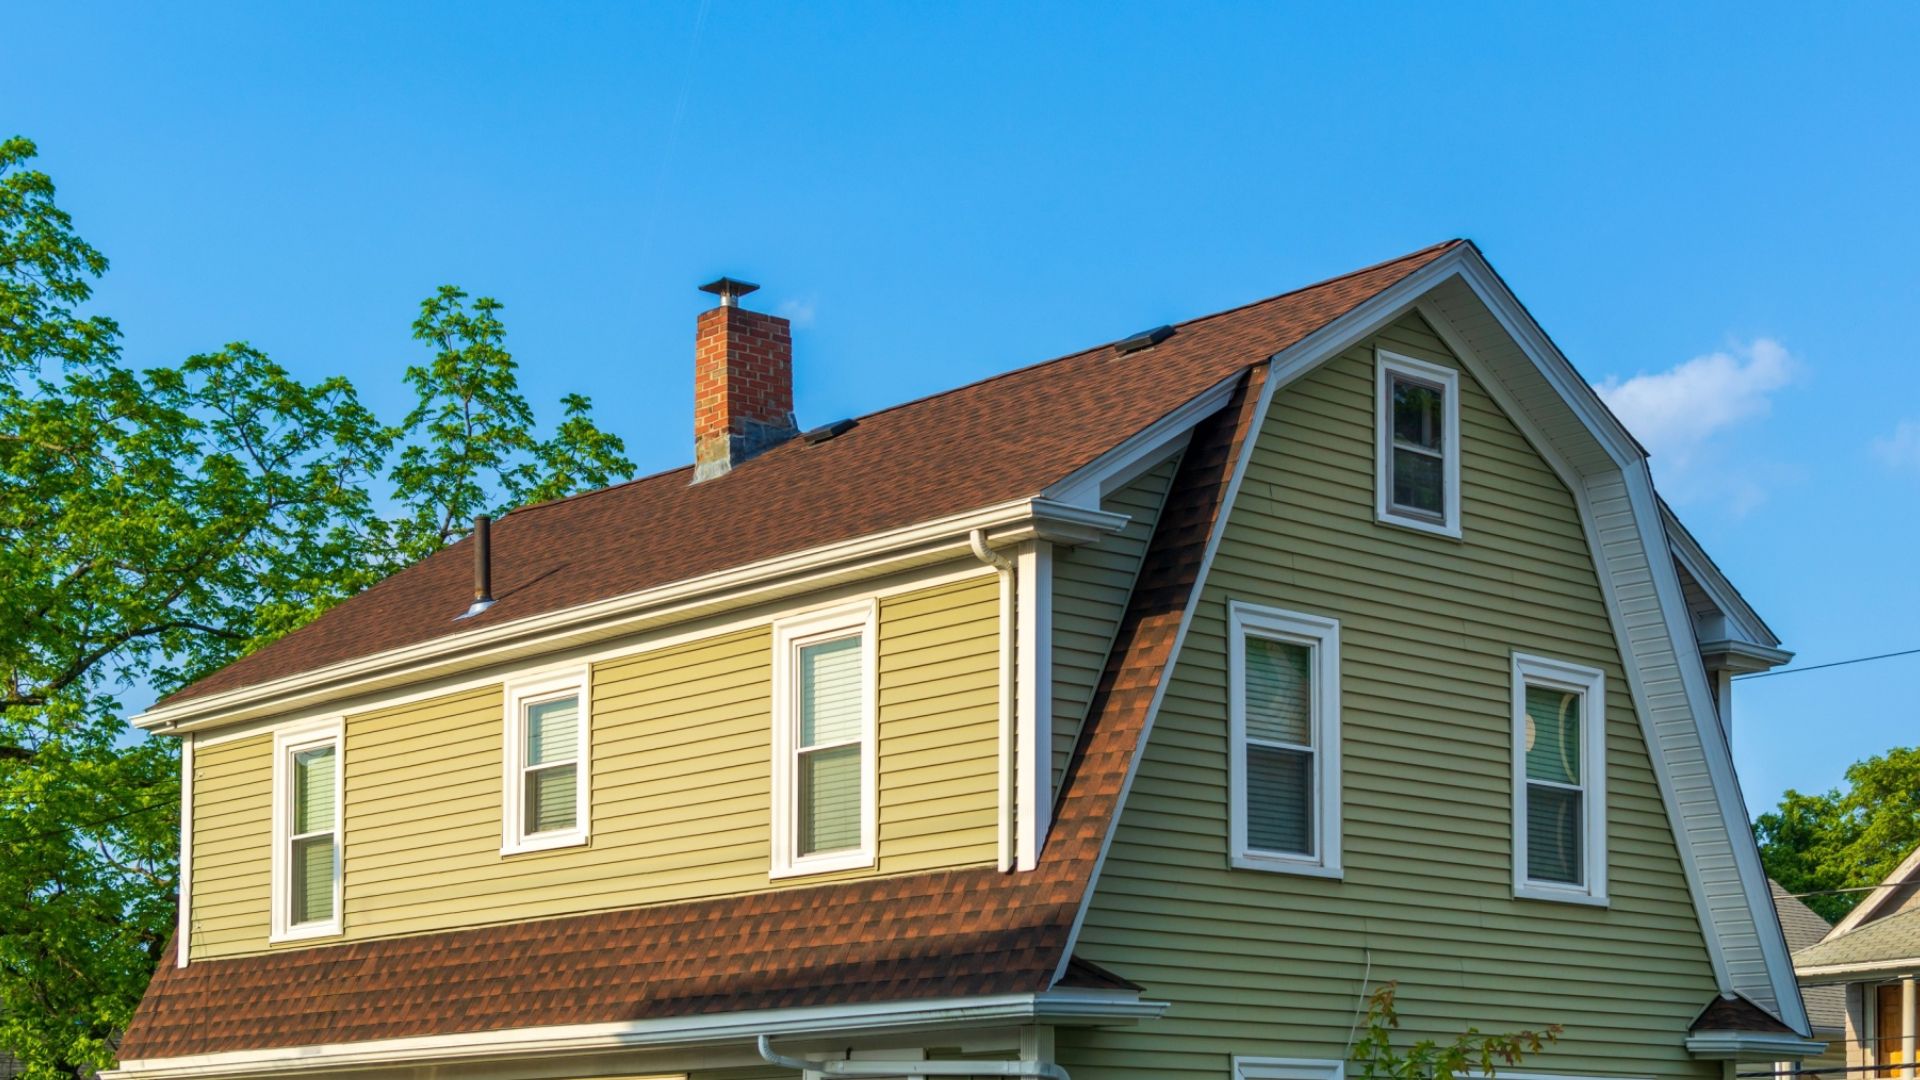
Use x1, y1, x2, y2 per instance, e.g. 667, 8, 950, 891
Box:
135, 497, 1128, 736
104, 990, 1164, 1079
1685, 1032, 1829, 1060
759, 1035, 1069, 1079
970, 529, 1018, 873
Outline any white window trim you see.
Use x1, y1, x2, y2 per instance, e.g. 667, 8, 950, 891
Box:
1512, 652, 1608, 905
1228, 601, 1342, 878
269, 717, 344, 943
1233, 1056, 1344, 1080
770, 599, 879, 879
500, 667, 593, 856
1375, 348, 1462, 538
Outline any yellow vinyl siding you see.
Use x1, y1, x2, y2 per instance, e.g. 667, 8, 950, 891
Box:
186, 733, 273, 959
187, 572, 1001, 959
1051, 455, 1179, 786
1060, 312, 1719, 1080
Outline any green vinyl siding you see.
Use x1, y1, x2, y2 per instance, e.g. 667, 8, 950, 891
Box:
1052, 455, 1180, 787
1061, 312, 1718, 1080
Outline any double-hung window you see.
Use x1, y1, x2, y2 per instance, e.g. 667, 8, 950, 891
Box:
502, 669, 591, 855
1376, 350, 1461, 537
771, 600, 878, 878
271, 720, 342, 941
1228, 601, 1341, 877
1512, 653, 1607, 904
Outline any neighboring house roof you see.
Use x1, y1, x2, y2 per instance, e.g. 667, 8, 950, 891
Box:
1795, 905, 1920, 974
152, 241, 1457, 710
113, 358, 1271, 1060
1772, 880, 1847, 1032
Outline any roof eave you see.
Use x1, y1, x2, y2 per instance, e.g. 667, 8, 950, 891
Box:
135, 495, 1128, 736
104, 989, 1167, 1080
1685, 1031, 1829, 1061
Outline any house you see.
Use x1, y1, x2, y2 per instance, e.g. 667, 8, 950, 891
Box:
1773, 881, 1849, 1077
1793, 846, 1920, 1079
111, 241, 1821, 1080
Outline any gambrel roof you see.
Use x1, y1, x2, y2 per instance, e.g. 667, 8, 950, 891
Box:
117, 242, 1811, 1072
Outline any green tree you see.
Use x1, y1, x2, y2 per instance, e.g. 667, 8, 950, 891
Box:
0, 135, 634, 1077
1349, 982, 1563, 1080
1757, 746, 1920, 922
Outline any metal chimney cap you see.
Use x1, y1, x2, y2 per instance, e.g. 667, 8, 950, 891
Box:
698, 277, 760, 307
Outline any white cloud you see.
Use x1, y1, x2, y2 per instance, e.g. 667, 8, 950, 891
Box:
1594, 338, 1795, 469
1591, 338, 1797, 514
1873, 419, 1920, 472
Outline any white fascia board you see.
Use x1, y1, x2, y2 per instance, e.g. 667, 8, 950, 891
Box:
1044, 373, 1242, 508
102, 990, 1166, 1080
133, 497, 1126, 737
1662, 501, 1785, 650
1684, 1032, 1830, 1060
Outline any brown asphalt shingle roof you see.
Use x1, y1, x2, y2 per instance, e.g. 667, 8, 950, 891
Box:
159, 241, 1460, 707
118, 361, 1271, 1061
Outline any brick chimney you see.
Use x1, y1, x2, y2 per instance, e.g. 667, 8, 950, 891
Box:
693, 277, 799, 482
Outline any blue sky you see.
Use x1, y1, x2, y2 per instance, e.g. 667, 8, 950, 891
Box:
8, 3, 1917, 818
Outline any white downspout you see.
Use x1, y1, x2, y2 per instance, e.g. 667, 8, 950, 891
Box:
969, 528, 1017, 873
758, 1035, 1070, 1080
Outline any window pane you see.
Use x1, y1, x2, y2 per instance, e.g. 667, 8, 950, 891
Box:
1527, 782, 1583, 884
1524, 686, 1581, 785
798, 744, 862, 855
1245, 637, 1312, 746
1393, 378, 1443, 450
290, 834, 334, 924
292, 746, 335, 835
1246, 744, 1313, 855
1391, 448, 1444, 516
800, 636, 863, 746
526, 695, 579, 766
526, 763, 578, 835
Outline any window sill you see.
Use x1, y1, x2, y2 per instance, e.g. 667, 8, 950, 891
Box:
770, 849, 875, 880
269, 920, 342, 945
1514, 882, 1608, 907
1375, 510, 1463, 540
1232, 851, 1343, 879
501, 830, 590, 857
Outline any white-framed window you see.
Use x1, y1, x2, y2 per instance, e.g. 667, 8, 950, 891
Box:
770, 599, 878, 879
501, 668, 592, 855
1511, 652, 1608, 904
1376, 349, 1462, 538
1228, 601, 1342, 878
270, 719, 343, 942
1233, 1056, 1344, 1080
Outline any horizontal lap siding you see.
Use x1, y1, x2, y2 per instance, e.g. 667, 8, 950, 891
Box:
187, 734, 273, 959
1053, 457, 1179, 787
1062, 314, 1717, 1080
188, 574, 1001, 959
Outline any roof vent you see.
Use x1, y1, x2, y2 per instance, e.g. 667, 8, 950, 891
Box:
803, 418, 857, 444
457, 515, 495, 620
1113, 325, 1175, 355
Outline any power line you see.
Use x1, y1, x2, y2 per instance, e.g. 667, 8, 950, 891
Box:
1734, 646, 1920, 681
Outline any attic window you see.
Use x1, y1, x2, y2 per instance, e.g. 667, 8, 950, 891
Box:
1512, 653, 1607, 905
1375, 350, 1461, 537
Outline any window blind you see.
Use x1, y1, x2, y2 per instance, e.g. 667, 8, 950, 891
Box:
524, 695, 579, 835
1524, 685, 1582, 884
290, 746, 335, 925
797, 636, 863, 856
1245, 636, 1313, 855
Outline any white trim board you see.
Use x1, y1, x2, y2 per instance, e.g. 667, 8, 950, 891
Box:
103, 989, 1167, 1079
